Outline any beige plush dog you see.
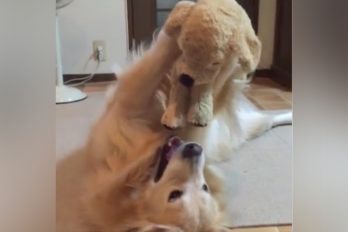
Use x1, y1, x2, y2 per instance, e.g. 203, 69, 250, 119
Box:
161, 0, 262, 129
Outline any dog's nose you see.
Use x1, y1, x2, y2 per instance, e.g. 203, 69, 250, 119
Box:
179, 74, 194, 87
182, 143, 202, 158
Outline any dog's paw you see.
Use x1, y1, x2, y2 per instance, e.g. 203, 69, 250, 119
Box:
161, 107, 185, 130
187, 103, 213, 127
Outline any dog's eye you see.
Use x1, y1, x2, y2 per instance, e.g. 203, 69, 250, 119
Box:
168, 190, 183, 202
202, 184, 209, 192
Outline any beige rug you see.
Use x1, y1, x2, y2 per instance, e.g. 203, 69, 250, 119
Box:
220, 125, 292, 228
56, 92, 292, 228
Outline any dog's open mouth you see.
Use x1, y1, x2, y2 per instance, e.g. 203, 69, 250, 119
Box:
154, 136, 183, 182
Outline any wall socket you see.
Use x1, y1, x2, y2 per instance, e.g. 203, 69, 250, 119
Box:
93, 40, 106, 62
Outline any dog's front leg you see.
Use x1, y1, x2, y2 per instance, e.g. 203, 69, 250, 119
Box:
112, 30, 181, 114
161, 79, 190, 129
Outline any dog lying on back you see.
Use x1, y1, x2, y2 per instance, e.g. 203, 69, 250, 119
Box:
79, 30, 229, 232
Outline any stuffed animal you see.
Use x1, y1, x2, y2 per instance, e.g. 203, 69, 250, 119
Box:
160, 0, 262, 129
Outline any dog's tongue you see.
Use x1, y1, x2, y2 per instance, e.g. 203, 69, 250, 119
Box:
154, 136, 183, 183
163, 136, 183, 160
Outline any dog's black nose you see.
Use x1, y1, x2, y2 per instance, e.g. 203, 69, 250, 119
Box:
182, 143, 202, 158
179, 74, 194, 87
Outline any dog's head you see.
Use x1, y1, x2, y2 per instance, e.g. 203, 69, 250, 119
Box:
82, 136, 227, 232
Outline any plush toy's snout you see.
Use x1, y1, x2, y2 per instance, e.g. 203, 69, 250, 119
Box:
179, 74, 194, 88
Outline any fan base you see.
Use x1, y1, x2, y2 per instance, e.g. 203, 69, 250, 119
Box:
56, 85, 87, 104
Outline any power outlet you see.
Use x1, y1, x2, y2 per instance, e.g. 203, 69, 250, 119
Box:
93, 40, 106, 62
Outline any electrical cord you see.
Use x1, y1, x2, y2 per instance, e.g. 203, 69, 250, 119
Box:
64, 61, 100, 87
64, 46, 103, 87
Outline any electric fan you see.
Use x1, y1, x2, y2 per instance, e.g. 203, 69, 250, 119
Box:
56, 0, 87, 104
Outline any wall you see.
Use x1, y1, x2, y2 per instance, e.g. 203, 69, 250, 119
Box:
257, 0, 277, 69
58, 0, 275, 73
58, 0, 128, 74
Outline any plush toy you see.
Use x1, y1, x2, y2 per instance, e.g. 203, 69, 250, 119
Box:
160, 0, 261, 129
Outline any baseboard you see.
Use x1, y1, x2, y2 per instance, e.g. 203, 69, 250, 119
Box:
63, 70, 291, 90
66, 70, 272, 83
254, 68, 292, 90
63, 73, 117, 84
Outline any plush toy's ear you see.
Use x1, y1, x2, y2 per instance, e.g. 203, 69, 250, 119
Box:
164, 1, 195, 38
229, 28, 262, 73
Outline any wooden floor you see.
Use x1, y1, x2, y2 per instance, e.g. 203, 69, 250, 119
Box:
78, 77, 293, 232
244, 77, 292, 110
79, 77, 292, 111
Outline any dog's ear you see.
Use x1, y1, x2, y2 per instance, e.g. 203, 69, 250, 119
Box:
164, 1, 195, 38
124, 151, 159, 188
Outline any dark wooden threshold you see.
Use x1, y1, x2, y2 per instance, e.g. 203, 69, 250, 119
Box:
255, 68, 292, 90
63, 73, 117, 85
271, 65, 292, 90
255, 69, 274, 78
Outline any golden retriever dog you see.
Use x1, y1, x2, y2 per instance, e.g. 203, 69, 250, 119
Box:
57, 27, 292, 231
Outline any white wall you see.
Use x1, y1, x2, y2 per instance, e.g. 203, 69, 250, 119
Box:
258, 0, 277, 69
59, 0, 128, 74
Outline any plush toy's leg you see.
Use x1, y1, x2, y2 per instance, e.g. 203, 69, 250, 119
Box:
237, 33, 262, 74
187, 84, 213, 127
161, 81, 190, 129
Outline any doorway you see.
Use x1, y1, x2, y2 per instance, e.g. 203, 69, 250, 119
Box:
127, 0, 259, 48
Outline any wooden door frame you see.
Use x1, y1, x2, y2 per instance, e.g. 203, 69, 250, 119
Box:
271, 0, 292, 89
127, 0, 134, 49
127, 0, 157, 49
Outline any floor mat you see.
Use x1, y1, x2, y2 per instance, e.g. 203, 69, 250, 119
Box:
220, 125, 292, 228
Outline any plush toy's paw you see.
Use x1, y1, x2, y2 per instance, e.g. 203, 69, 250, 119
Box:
161, 106, 185, 130
187, 103, 213, 127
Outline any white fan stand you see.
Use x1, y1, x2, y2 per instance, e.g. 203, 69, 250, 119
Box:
56, 0, 87, 104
